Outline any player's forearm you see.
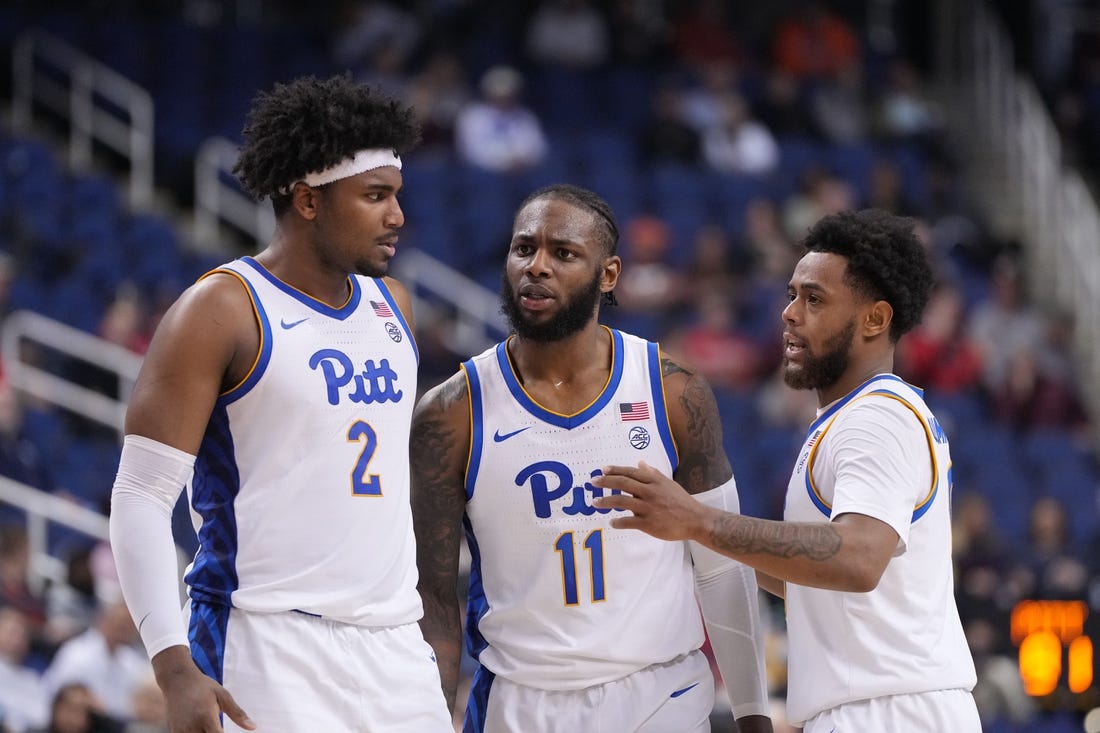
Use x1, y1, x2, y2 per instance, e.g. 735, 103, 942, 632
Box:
697, 510, 880, 592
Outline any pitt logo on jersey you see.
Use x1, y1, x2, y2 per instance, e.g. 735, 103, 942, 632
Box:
516, 460, 626, 518
309, 349, 404, 405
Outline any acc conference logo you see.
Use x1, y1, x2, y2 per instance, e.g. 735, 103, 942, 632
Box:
385, 322, 402, 343
628, 426, 650, 450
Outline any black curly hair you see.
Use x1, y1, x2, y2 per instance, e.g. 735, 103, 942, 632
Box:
800, 208, 934, 341
233, 73, 420, 214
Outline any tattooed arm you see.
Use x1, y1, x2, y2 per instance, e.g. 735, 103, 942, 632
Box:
411, 372, 471, 714
659, 356, 732, 495
592, 461, 899, 593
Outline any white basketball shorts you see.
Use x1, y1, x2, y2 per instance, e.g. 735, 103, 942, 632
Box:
802, 688, 982, 733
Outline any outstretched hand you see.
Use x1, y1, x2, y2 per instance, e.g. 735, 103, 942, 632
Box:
592, 461, 712, 542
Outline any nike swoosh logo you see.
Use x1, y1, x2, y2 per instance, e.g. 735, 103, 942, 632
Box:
280, 317, 309, 329
493, 427, 530, 442
137, 612, 151, 633
670, 683, 699, 699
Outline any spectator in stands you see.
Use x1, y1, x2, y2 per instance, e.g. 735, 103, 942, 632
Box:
330, 0, 422, 77
120, 675, 165, 733
455, 65, 549, 173
771, 0, 860, 83
638, 80, 702, 166
44, 547, 99, 646
757, 70, 817, 139
782, 167, 856, 243
991, 311, 1089, 433
403, 50, 472, 154
1012, 496, 1089, 602
28, 683, 120, 733
663, 290, 769, 392
873, 57, 942, 149
524, 0, 610, 71
606, 213, 687, 338
968, 255, 1047, 400
700, 90, 780, 176
607, 0, 672, 66
865, 158, 922, 217
896, 282, 983, 395
808, 61, 870, 146
0, 525, 49, 649
670, 0, 747, 73
0, 607, 50, 733
41, 601, 151, 724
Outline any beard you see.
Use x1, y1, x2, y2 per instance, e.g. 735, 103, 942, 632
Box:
499, 269, 603, 342
783, 319, 856, 392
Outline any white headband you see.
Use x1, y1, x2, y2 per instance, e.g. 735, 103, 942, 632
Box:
280, 148, 402, 195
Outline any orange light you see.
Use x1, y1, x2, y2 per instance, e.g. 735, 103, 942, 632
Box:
1019, 630, 1062, 697
1070, 636, 1094, 694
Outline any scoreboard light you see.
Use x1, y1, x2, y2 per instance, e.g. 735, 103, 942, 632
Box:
1012, 600, 1095, 701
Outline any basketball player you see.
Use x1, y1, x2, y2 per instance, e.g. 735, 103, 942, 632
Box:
412, 185, 773, 732
108, 75, 452, 732
593, 209, 981, 731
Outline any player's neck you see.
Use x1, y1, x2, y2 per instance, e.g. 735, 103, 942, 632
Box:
508, 323, 612, 397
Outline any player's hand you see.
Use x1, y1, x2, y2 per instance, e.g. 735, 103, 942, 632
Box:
154, 647, 256, 732
591, 461, 712, 542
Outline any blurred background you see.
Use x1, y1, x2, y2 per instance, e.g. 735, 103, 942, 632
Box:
0, 0, 1098, 731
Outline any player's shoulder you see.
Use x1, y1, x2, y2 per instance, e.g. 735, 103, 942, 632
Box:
415, 371, 470, 418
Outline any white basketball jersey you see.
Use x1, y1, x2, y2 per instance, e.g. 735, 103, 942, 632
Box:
183, 257, 422, 627
783, 374, 976, 724
461, 328, 704, 690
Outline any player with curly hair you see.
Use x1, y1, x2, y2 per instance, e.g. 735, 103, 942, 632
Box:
108, 74, 452, 732
594, 209, 982, 732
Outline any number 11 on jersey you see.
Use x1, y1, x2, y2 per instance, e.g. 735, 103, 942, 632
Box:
555, 529, 606, 605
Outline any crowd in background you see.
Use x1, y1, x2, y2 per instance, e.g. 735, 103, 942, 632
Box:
0, 1, 1098, 731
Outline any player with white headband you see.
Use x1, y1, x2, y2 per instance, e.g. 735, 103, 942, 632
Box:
109, 74, 452, 732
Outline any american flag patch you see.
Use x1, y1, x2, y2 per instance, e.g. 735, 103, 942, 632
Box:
370, 300, 394, 318
619, 402, 650, 421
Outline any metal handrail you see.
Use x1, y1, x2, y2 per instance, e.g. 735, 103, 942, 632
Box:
11, 30, 154, 209
1, 310, 141, 436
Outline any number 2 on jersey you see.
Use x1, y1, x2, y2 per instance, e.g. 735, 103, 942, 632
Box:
348, 420, 382, 496
555, 529, 605, 605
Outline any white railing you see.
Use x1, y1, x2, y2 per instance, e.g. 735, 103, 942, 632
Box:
935, 0, 1100, 452
0, 475, 110, 593
11, 30, 154, 209
193, 136, 275, 251
1, 310, 141, 436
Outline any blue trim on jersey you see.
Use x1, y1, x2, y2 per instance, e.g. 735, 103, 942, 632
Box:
802, 377, 938, 522
185, 405, 242, 605
493, 329, 626, 429
803, 374, 915, 439
188, 599, 230, 685
240, 256, 362, 319
463, 360, 485, 502
374, 277, 419, 365
217, 270, 273, 406
463, 514, 490, 661
868, 388, 940, 523
462, 664, 496, 733
647, 341, 678, 472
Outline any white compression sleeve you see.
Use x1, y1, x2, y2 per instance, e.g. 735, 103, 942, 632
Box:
109, 434, 195, 659
690, 479, 771, 720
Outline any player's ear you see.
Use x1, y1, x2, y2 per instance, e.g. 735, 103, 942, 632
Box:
290, 182, 319, 221
600, 255, 622, 295
863, 300, 893, 338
